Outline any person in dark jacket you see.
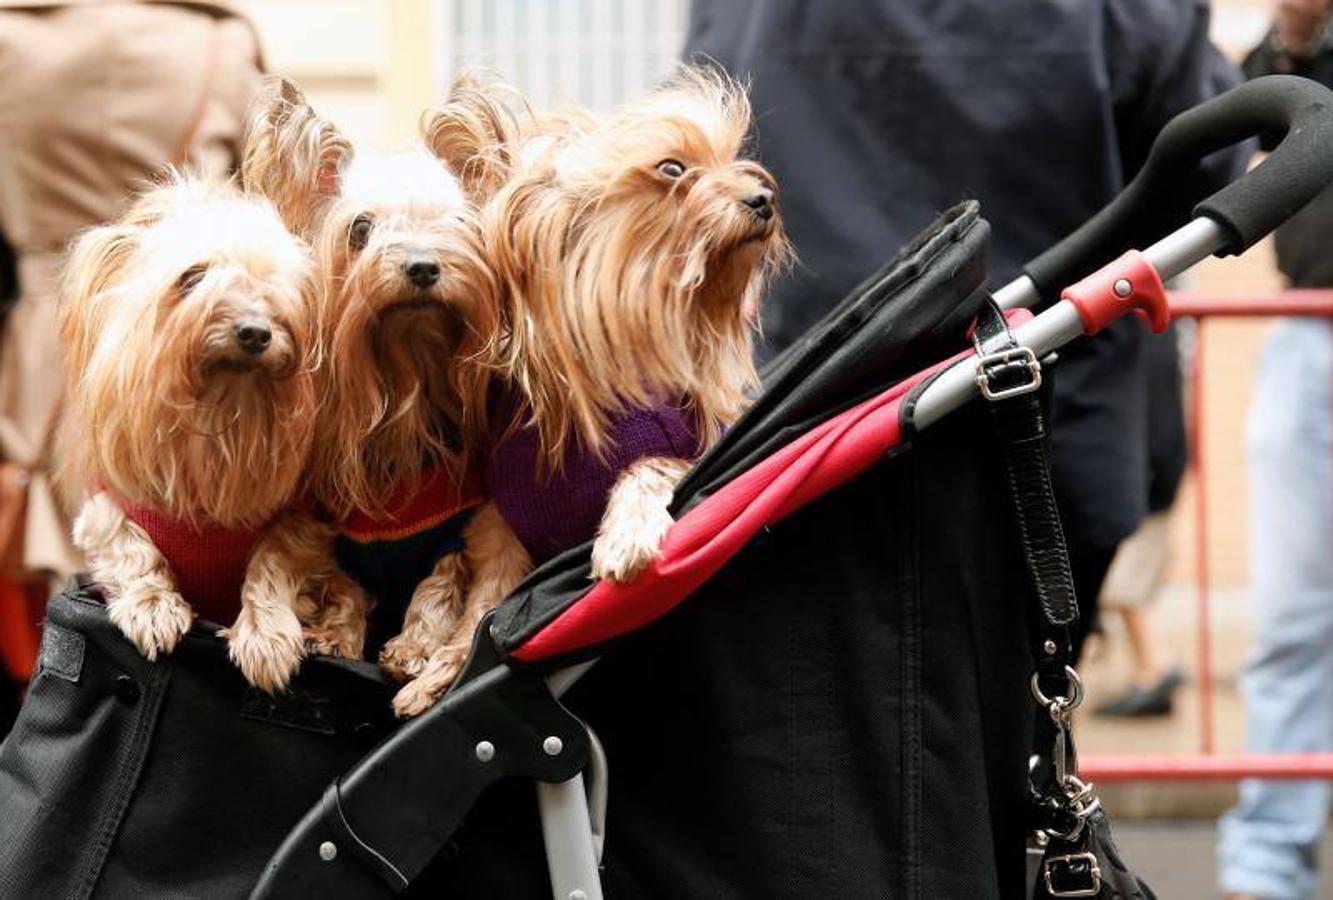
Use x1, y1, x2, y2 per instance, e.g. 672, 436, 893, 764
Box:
1218, 4, 1333, 898
684, 0, 1243, 660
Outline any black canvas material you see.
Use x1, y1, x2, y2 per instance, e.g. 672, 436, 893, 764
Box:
427, 204, 1039, 896
491, 201, 992, 661
0, 582, 396, 899
409, 401, 1037, 898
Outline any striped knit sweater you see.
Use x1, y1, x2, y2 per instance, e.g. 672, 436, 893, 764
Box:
335, 465, 485, 653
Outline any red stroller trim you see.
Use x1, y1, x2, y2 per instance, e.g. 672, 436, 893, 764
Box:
511, 350, 1014, 662
511, 308, 1036, 662
510, 362, 941, 661
513, 312, 1038, 663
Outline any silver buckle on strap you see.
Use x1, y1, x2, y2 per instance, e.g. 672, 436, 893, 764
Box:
975, 346, 1042, 400
1043, 851, 1102, 897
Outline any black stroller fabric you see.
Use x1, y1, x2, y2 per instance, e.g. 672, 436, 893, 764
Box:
1, 202, 1041, 898
426, 403, 1039, 898
414, 204, 1040, 898
0, 582, 396, 899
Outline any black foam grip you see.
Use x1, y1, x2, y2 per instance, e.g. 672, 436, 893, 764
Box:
1025, 75, 1333, 302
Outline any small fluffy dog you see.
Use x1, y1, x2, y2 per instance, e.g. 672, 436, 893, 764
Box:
59, 177, 367, 692
243, 77, 530, 716
484, 67, 791, 580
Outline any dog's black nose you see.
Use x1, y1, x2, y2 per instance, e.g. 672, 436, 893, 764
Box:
405, 258, 441, 289
234, 320, 272, 355
742, 189, 774, 221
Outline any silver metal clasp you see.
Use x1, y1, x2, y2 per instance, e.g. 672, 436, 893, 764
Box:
1043, 851, 1102, 897
975, 346, 1042, 400
1031, 666, 1102, 842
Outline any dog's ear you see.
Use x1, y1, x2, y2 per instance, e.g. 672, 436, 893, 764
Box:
59, 221, 141, 374
423, 73, 523, 203
242, 76, 352, 235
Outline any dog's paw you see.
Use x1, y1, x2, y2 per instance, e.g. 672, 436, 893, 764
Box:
390, 649, 466, 718
107, 587, 193, 661
590, 508, 674, 583
304, 621, 365, 660
391, 678, 441, 719
300, 574, 370, 660
224, 610, 305, 694
379, 635, 433, 683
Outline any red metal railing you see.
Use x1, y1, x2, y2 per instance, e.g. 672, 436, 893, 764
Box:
1080, 289, 1333, 782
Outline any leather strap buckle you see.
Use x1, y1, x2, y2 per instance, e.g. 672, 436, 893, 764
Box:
975, 346, 1042, 400
1043, 851, 1102, 897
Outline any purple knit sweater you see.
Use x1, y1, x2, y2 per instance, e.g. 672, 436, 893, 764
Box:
485, 397, 703, 565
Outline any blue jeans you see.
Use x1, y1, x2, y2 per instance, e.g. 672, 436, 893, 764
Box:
1219, 319, 1333, 900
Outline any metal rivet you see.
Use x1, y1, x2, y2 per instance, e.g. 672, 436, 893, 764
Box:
1043, 639, 1058, 656
112, 674, 140, 706
543, 735, 564, 756
475, 740, 495, 762
569, 891, 588, 900
1113, 278, 1132, 298
319, 841, 338, 862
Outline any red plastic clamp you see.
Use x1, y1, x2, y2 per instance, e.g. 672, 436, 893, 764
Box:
1060, 250, 1170, 336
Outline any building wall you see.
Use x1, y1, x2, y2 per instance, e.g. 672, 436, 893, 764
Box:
441, 0, 687, 112
237, 0, 390, 147
238, 0, 688, 149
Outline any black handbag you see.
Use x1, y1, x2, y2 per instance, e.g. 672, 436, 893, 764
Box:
0, 581, 397, 899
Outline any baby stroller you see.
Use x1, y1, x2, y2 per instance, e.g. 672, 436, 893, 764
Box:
3, 76, 1331, 900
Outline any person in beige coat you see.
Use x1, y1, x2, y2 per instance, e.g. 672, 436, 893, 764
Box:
0, 0, 263, 578
0, 0, 263, 717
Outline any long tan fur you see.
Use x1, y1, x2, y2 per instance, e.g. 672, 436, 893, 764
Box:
242, 77, 354, 237
59, 178, 317, 527
244, 75, 532, 713
484, 67, 793, 470
245, 77, 503, 517
60, 177, 366, 688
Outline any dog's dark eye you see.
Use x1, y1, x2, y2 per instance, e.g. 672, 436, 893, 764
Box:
349, 214, 374, 250
656, 159, 686, 180
178, 264, 208, 294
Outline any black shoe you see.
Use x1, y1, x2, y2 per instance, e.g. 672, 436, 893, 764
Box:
1094, 666, 1185, 718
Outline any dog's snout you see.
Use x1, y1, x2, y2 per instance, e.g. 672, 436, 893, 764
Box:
741, 188, 774, 221
233, 320, 272, 355
404, 257, 442, 289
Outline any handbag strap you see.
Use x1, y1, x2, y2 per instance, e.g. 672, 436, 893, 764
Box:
971, 299, 1075, 667
971, 299, 1105, 898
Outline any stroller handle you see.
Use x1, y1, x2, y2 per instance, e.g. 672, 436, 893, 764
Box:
1024, 74, 1333, 303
